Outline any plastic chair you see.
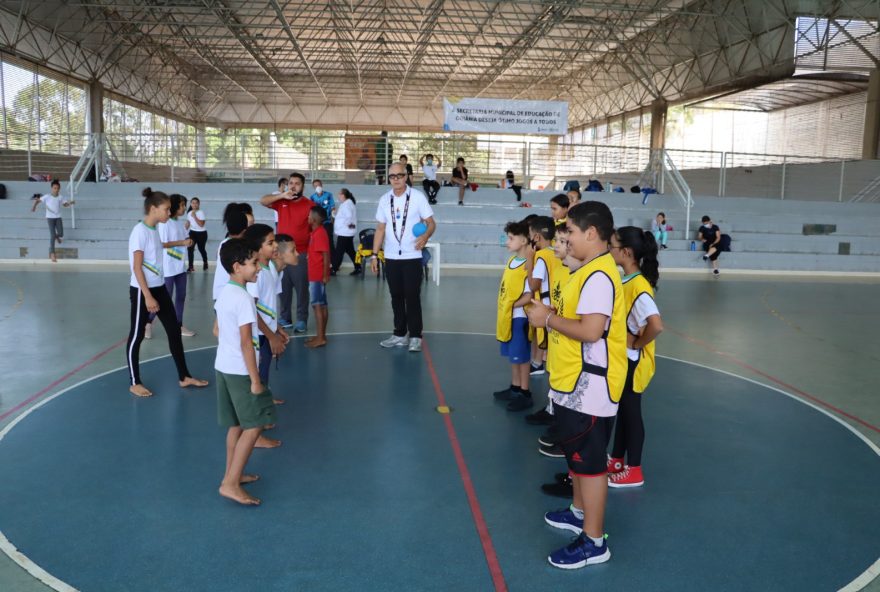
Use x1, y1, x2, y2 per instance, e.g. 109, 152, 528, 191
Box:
355, 228, 385, 279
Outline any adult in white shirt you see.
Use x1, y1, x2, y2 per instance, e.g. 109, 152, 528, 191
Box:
372, 162, 436, 352
30, 179, 73, 262
185, 197, 209, 271
419, 154, 441, 205
331, 188, 360, 275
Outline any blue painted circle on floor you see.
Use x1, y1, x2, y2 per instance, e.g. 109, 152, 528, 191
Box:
0, 334, 878, 592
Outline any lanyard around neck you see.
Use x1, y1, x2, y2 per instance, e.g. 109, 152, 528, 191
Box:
389, 191, 411, 256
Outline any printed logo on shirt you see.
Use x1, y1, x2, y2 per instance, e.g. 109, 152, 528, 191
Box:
252, 336, 260, 351
256, 301, 277, 320
552, 283, 562, 304
142, 260, 162, 275
166, 247, 184, 260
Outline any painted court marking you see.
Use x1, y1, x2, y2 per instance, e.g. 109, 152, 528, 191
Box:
0, 333, 877, 592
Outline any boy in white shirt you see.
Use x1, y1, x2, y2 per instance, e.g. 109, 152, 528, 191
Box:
419, 154, 441, 204
214, 238, 276, 506
31, 179, 73, 262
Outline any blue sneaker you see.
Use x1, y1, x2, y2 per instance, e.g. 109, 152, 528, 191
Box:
280, 319, 294, 329
548, 533, 611, 570
293, 321, 306, 334
544, 507, 583, 534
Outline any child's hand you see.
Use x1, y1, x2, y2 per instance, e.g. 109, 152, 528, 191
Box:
268, 333, 286, 356
250, 380, 265, 395
627, 333, 637, 349
183, 238, 193, 248
145, 296, 160, 314
277, 327, 290, 344
525, 299, 551, 327
323, 275, 330, 285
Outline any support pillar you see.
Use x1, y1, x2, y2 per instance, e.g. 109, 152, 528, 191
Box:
862, 69, 880, 159
88, 80, 105, 177
547, 134, 559, 186
649, 99, 667, 153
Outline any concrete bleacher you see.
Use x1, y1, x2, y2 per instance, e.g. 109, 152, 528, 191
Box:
0, 180, 877, 273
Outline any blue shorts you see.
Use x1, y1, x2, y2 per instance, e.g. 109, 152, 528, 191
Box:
309, 281, 328, 306
500, 317, 530, 364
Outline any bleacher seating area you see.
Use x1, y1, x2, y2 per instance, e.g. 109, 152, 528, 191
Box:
0, 180, 878, 273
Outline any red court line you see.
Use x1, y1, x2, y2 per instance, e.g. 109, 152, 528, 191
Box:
421, 338, 508, 592
0, 337, 127, 423
668, 327, 880, 435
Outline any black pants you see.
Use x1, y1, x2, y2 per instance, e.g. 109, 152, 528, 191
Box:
610, 359, 644, 466
188, 231, 208, 269
422, 179, 440, 202
324, 221, 335, 262
280, 254, 309, 324
332, 235, 359, 272
385, 258, 424, 338
126, 285, 191, 386
510, 185, 523, 201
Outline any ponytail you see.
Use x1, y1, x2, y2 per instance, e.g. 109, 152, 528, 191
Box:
615, 226, 660, 288
141, 187, 170, 214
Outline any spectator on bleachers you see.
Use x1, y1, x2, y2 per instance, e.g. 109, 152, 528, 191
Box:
400, 155, 414, 187
697, 215, 731, 276
652, 212, 669, 249
499, 170, 524, 203
450, 157, 471, 206
550, 193, 569, 223
419, 154, 441, 205
567, 188, 581, 207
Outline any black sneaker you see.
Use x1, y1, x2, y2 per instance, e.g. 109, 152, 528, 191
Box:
538, 443, 565, 458
525, 409, 554, 426
506, 393, 534, 412
542, 474, 574, 498
554, 472, 569, 484
493, 387, 514, 401
529, 362, 545, 376
538, 428, 558, 447
350, 268, 362, 276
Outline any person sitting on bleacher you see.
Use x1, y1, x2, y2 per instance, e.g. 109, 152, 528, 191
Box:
419, 154, 441, 205
499, 170, 524, 203
450, 157, 471, 206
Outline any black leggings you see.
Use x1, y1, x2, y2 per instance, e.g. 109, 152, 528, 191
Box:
611, 359, 645, 466
188, 231, 208, 269
422, 179, 440, 202
126, 285, 191, 386
332, 235, 359, 271
510, 185, 523, 201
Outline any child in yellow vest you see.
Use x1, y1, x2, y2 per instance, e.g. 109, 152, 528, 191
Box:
493, 220, 535, 411
525, 216, 557, 380
607, 226, 663, 488
526, 201, 627, 570
550, 193, 569, 224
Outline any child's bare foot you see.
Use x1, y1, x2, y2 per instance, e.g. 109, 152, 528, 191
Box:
240, 474, 260, 484
179, 376, 209, 388
50, 253, 57, 262
273, 398, 285, 405
263, 424, 276, 430
56, 236, 62, 244
255, 435, 282, 449
305, 339, 327, 348
218, 483, 260, 506
129, 384, 153, 397
303, 336, 315, 344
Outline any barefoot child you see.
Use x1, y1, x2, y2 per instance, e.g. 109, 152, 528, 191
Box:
305, 206, 330, 348
493, 220, 534, 411
526, 201, 627, 570
147, 194, 195, 339
31, 179, 73, 262
607, 226, 663, 488
126, 188, 208, 397
215, 238, 276, 506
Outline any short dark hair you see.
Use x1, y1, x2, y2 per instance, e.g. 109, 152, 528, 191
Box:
550, 193, 570, 209
701, 215, 711, 223
225, 211, 248, 236
310, 205, 327, 222
425, 153, 434, 159
141, 187, 170, 214
169, 194, 187, 215
568, 201, 614, 241
400, 154, 408, 160
278, 177, 287, 188
289, 172, 305, 184
243, 223, 274, 252
313, 178, 322, 185
220, 238, 254, 274
456, 157, 465, 163
275, 233, 294, 254
529, 216, 556, 241
223, 202, 251, 227
504, 220, 530, 238
50, 179, 61, 188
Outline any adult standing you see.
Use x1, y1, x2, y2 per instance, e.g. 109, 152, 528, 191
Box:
372, 162, 436, 352
186, 197, 209, 271
260, 172, 313, 332
31, 179, 73, 262
331, 188, 360, 275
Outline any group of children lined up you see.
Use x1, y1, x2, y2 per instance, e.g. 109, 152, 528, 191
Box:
126, 188, 333, 506
494, 196, 664, 570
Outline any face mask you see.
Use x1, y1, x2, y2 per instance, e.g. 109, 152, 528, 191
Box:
315, 187, 323, 195
703, 223, 712, 228
426, 159, 433, 166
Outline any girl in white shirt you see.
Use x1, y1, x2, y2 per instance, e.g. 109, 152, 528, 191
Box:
30, 179, 73, 262
331, 188, 360, 275
147, 194, 195, 339
185, 197, 209, 271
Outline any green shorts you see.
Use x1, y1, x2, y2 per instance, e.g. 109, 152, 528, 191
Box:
216, 371, 276, 429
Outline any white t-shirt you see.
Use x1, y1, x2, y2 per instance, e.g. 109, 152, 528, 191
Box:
214, 282, 259, 376
422, 164, 438, 181
212, 238, 230, 301
246, 261, 282, 335
626, 291, 660, 361
375, 188, 434, 260
549, 271, 617, 418
41, 194, 63, 218
128, 222, 164, 289
532, 258, 550, 305
187, 210, 206, 232
159, 218, 188, 277
510, 257, 529, 319
333, 199, 357, 238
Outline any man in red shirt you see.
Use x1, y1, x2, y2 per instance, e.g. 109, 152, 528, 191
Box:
305, 206, 331, 348
260, 172, 312, 332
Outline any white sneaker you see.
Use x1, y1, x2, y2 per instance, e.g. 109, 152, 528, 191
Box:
180, 326, 196, 337
408, 337, 422, 352
380, 335, 409, 348
144, 322, 153, 340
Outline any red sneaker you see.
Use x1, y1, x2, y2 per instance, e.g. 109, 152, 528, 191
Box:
608, 465, 644, 488
607, 456, 624, 474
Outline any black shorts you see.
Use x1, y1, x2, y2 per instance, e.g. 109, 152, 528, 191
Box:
554, 405, 614, 477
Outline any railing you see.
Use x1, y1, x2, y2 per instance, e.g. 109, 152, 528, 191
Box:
1, 131, 877, 202
651, 150, 694, 235
850, 174, 880, 203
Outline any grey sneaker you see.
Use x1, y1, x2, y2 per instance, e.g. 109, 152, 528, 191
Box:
380, 335, 409, 348
144, 321, 153, 340
408, 337, 422, 352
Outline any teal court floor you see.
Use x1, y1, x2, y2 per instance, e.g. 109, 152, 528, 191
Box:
0, 264, 878, 591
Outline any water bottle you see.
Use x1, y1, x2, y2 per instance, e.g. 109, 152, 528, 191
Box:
607, 182, 613, 193
690, 241, 696, 251
500, 234, 507, 247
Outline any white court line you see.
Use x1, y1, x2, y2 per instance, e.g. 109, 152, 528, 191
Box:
0, 337, 877, 592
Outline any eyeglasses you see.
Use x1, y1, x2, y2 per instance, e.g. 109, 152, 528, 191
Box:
388, 173, 406, 180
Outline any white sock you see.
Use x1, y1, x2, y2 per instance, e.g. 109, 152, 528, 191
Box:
589, 534, 605, 547
570, 504, 584, 520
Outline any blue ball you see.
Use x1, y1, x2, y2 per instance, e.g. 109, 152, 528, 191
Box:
412, 222, 427, 237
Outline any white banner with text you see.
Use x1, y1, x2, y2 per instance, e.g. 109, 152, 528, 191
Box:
443, 98, 568, 135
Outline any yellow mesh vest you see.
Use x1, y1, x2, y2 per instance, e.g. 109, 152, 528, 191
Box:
544, 263, 571, 378
531, 248, 558, 349
496, 256, 529, 342
624, 273, 657, 393
548, 252, 627, 403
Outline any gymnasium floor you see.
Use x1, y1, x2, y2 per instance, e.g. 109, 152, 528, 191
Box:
0, 263, 878, 592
